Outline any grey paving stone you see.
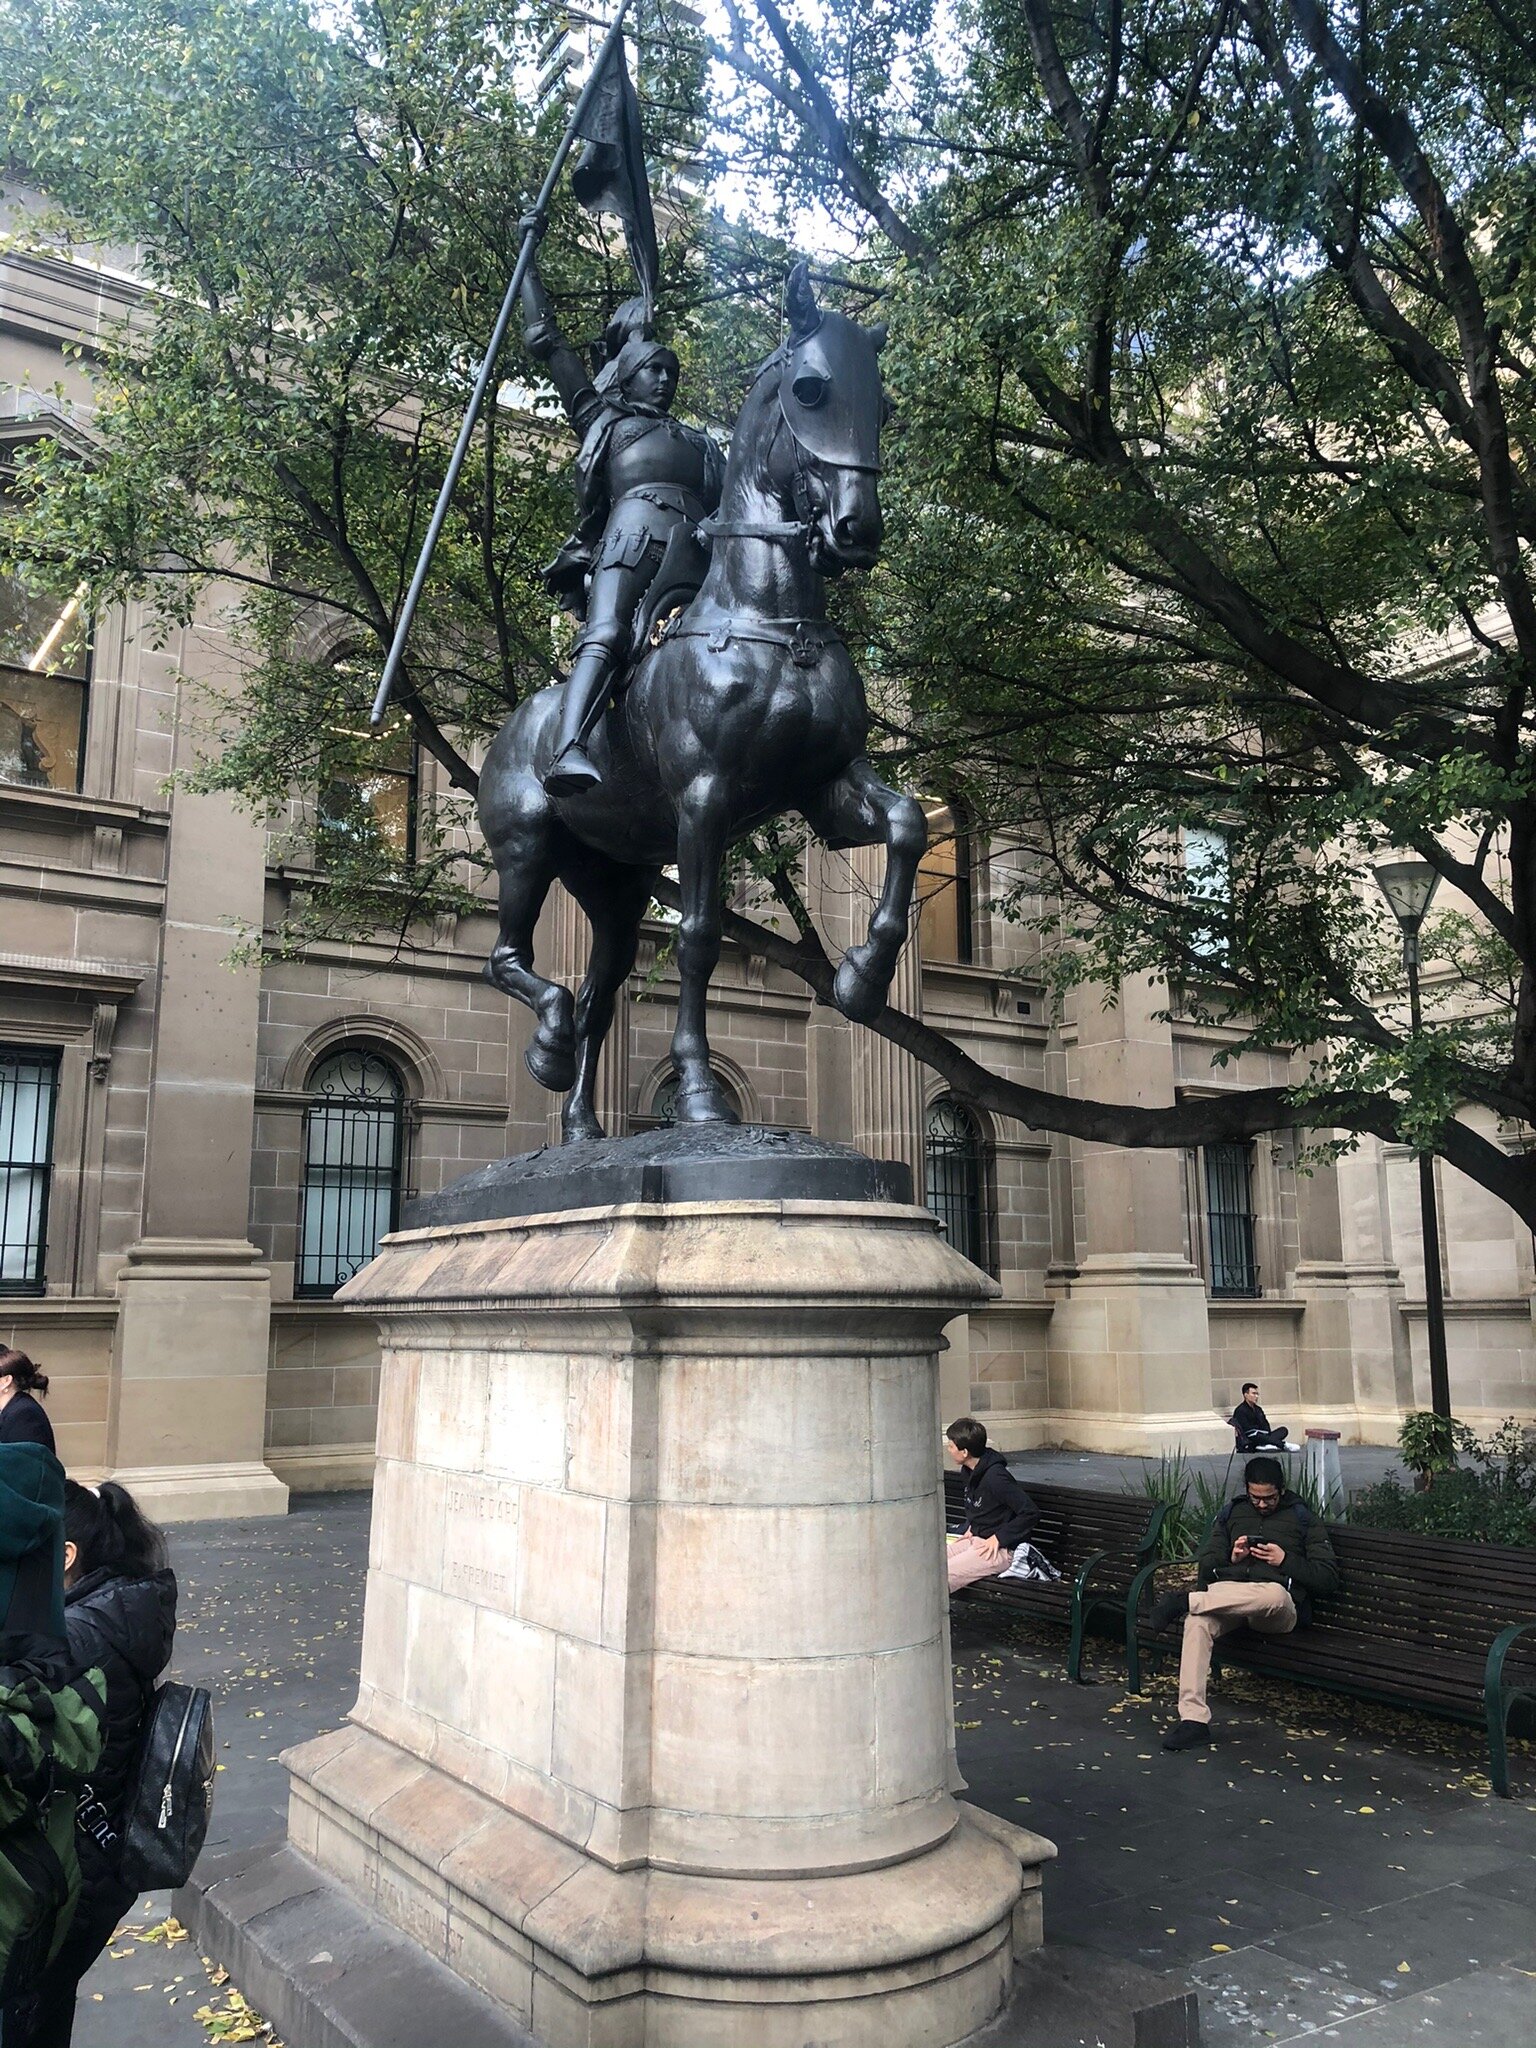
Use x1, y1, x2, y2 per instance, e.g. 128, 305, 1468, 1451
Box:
1266, 1887, 1536, 2004
1191, 1944, 1385, 2043
1307, 1964, 1536, 2043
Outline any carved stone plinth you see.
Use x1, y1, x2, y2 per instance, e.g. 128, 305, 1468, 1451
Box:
278, 1164, 1049, 2045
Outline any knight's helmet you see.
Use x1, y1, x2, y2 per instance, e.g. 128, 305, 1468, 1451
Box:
592, 296, 672, 397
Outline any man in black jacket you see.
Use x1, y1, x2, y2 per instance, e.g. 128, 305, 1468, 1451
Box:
1149, 1456, 1339, 1750
944, 1418, 1041, 1592
1229, 1382, 1294, 1453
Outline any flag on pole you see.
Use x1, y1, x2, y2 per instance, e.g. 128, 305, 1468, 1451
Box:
570, 25, 659, 323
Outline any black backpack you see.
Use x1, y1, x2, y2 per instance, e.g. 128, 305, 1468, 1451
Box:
115, 1682, 215, 1891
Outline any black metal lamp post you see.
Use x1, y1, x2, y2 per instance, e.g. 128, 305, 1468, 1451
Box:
1373, 857, 1450, 1418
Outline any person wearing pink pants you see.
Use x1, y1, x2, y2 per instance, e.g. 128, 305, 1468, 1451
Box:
944, 1417, 1041, 1594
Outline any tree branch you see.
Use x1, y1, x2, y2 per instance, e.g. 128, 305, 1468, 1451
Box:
651, 878, 1536, 1228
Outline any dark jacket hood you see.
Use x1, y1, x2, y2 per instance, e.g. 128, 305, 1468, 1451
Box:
968, 1448, 1010, 1485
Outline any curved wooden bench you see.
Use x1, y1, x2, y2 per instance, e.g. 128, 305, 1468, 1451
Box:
944, 1470, 1166, 1682
1125, 1521, 1536, 1795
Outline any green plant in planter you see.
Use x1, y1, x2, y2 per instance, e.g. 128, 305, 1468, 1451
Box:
1397, 1410, 1477, 1487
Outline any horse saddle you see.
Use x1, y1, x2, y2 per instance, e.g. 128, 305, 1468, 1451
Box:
625, 517, 711, 670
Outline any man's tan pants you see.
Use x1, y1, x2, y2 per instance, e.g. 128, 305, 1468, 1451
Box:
1178, 1581, 1296, 1723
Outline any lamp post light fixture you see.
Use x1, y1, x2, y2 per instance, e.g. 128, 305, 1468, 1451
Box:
1373, 857, 1451, 1418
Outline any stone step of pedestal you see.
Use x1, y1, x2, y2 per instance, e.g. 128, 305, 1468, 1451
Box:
972, 1941, 1201, 2048
176, 1839, 537, 2048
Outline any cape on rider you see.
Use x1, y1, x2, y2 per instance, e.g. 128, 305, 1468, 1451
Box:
519, 249, 724, 797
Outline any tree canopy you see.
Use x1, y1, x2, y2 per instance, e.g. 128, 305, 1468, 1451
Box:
5, 0, 1536, 1224
709, 0, 1536, 1222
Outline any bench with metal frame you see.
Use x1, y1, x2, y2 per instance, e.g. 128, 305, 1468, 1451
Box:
944, 1470, 1167, 1683
1124, 1522, 1536, 1796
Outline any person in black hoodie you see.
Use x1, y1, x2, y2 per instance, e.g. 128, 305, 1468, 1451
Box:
6, 1481, 175, 2048
945, 1417, 1040, 1592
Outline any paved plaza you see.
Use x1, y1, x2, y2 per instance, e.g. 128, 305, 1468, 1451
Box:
73, 1461, 1535, 2047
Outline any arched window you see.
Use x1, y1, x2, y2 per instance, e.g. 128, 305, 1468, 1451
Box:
646, 1067, 743, 1127
925, 1097, 990, 1272
296, 1049, 404, 1296
916, 801, 974, 963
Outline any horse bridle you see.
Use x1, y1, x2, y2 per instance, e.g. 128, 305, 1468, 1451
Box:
695, 341, 881, 552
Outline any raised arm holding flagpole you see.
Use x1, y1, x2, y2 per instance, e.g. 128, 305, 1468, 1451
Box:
371, 0, 642, 728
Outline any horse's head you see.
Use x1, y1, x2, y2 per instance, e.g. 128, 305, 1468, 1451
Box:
770, 262, 888, 574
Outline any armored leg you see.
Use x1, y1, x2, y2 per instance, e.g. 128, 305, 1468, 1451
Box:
544, 554, 657, 797
544, 629, 623, 796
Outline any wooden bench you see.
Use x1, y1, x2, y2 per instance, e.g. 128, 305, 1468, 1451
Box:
1125, 1522, 1536, 1795
944, 1470, 1166, 1683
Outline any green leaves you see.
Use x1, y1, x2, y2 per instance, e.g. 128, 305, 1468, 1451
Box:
719, 0, 1536, 1167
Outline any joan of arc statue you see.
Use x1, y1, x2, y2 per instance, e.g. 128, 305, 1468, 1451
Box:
519, 255, 724, 797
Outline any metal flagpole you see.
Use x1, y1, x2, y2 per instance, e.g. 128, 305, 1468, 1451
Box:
371, 0, 635, 728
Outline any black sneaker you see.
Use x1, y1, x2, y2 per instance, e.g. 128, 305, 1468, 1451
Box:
1162, 1719, 1212, 1752
1148, 1588, 1190, 1634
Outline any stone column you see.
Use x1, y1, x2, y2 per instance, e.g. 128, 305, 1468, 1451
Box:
284, 1196, 1049, 2047
107, 603, 287, 1522
544, 884, 630, 1144
1046, 975, 1225, 1451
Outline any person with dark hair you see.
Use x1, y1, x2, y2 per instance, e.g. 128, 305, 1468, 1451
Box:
944, 1417, 1041, 1593
0, 1355, 54, 1458
6, 1481, 174, 2047
1229, 1382, 1294, 1454
1148, 1456, 1339, 1752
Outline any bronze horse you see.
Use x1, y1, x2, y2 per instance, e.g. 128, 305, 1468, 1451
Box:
478, 265, 924, 1138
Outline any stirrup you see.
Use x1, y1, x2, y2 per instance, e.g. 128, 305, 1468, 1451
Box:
543, 744, 603, 797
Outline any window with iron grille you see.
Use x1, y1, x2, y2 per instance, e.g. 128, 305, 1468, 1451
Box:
925, 1097, 991, 1273
1204, 1141, 1259, 1297
296, 1050, 404, 1297
0, 1047, 60, 1294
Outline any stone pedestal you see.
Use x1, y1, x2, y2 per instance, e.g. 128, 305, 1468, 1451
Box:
281, 1178, 1048, 2046
108, 1238, 289, 1522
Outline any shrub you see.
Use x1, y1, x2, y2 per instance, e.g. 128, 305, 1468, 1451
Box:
1134, 1451, 1197, 1558
1396, 1410, 1477, 1483
1351, 1418, 1536, 1547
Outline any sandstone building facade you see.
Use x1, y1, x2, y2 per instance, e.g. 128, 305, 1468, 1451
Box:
3, 241, 1532, 1518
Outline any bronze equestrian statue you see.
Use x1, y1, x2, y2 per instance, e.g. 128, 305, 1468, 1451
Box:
478, 262, 924, 1140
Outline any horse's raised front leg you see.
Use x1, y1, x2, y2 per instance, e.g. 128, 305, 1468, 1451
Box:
560, 855, 658, 1143
670, 777, 740, 1124
803, 757, 927, 1025
481, 799, 576, 1092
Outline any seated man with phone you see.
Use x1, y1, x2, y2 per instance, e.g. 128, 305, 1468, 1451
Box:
1148, 1456, 1339, 1750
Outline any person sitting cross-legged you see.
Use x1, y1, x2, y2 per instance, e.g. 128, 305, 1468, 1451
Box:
1148, 1455, 1339, 1751
1229, 1382, 1296, 1453
944, 1418, 1041, 1593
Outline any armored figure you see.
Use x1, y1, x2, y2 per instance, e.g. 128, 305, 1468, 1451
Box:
520, 255, 724, 796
